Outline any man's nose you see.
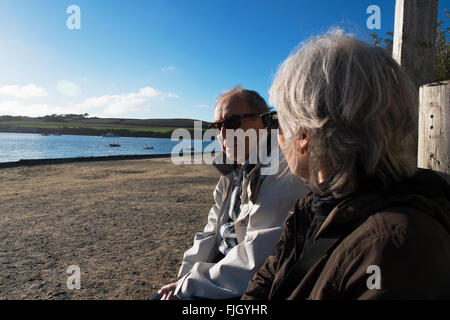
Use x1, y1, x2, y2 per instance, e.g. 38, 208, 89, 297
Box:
220, 125, 227, 138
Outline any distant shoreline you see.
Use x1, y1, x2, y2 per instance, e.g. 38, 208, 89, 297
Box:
0, 153, 174, 168
0, 152, 211, 168
0, 126, 200, 139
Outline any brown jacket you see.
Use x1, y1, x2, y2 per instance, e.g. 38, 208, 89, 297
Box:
242, 169, 450, 300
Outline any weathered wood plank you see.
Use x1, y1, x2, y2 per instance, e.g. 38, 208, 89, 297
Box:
418, 81, 450, 183
393, 0, 438, 88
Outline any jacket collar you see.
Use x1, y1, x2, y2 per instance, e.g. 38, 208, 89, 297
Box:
294, 169, 450, 241
212, 152, 239, 177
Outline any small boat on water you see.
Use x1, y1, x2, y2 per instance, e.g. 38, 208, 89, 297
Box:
143, 145, 154, 150
41, 133, 49, 136
103, 132, 120, 138
109, 143, 121, 147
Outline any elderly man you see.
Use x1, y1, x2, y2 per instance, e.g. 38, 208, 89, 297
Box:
155, 86, 308, 300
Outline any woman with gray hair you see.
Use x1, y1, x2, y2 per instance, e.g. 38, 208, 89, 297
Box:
242, 32, 450, 300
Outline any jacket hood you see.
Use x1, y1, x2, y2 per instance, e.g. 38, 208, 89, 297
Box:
315, 169, 450, 239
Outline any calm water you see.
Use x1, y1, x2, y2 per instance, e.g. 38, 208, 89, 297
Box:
0, 132, 220, 163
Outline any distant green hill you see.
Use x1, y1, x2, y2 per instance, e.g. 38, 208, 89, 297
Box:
0, 115, 209, 138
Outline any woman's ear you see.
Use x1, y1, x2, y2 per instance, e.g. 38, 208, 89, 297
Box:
296, 128, 310, 154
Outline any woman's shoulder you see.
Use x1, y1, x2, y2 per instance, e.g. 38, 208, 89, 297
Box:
331, 204, 450, 276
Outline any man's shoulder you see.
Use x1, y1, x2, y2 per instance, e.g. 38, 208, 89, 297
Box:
258, 168, 308, 198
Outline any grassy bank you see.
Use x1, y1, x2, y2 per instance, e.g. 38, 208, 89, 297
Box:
0, 120, 180, 133
0, 117, 209, 138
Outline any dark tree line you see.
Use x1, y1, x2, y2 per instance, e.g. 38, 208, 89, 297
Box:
0, 114, 91, 122
40, 113, 90, 122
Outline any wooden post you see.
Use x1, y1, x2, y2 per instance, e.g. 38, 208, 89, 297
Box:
392, 0, 438, 89
418, 81, 450, 183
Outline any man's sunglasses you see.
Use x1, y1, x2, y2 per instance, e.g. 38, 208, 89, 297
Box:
208, 111, 279, 130
208, 113, 259, 130
260, 111, 279, 129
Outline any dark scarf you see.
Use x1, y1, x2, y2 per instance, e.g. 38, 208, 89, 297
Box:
300, 193, 342, 258
300, 168, 384, 259
310, 193, 342, 218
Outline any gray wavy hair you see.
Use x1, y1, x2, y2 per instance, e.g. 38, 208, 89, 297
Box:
270, 31, 418, 197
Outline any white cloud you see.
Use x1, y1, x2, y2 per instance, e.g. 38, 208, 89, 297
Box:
166, 93, 180, 98
138, 86, 162, 98
0, 84, 48, 99
77, 86, 179, 116
161, 65, 176, 72
57, 80, 81, 97
0, 100, 78, 117
0, 85, 179, 118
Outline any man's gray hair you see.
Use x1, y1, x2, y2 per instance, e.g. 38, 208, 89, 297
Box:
217, 85, 270, 114
270, 30, 418, 197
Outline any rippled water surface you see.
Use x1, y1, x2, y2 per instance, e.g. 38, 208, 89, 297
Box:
0, 132, 219, 163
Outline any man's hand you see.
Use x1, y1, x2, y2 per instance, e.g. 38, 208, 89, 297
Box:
157, 281, 179, 300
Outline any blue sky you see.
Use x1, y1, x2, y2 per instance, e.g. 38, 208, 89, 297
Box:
0, 0, 447, 122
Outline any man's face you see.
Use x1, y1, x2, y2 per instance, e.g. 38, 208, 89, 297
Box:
214, 96, 264, 163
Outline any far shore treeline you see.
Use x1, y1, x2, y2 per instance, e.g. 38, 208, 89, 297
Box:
0, 114, 209, 138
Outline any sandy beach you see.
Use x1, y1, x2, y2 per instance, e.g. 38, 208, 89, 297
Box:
0, 157, 219, 299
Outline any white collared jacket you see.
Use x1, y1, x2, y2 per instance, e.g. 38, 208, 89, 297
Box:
175, 140, 309, 299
